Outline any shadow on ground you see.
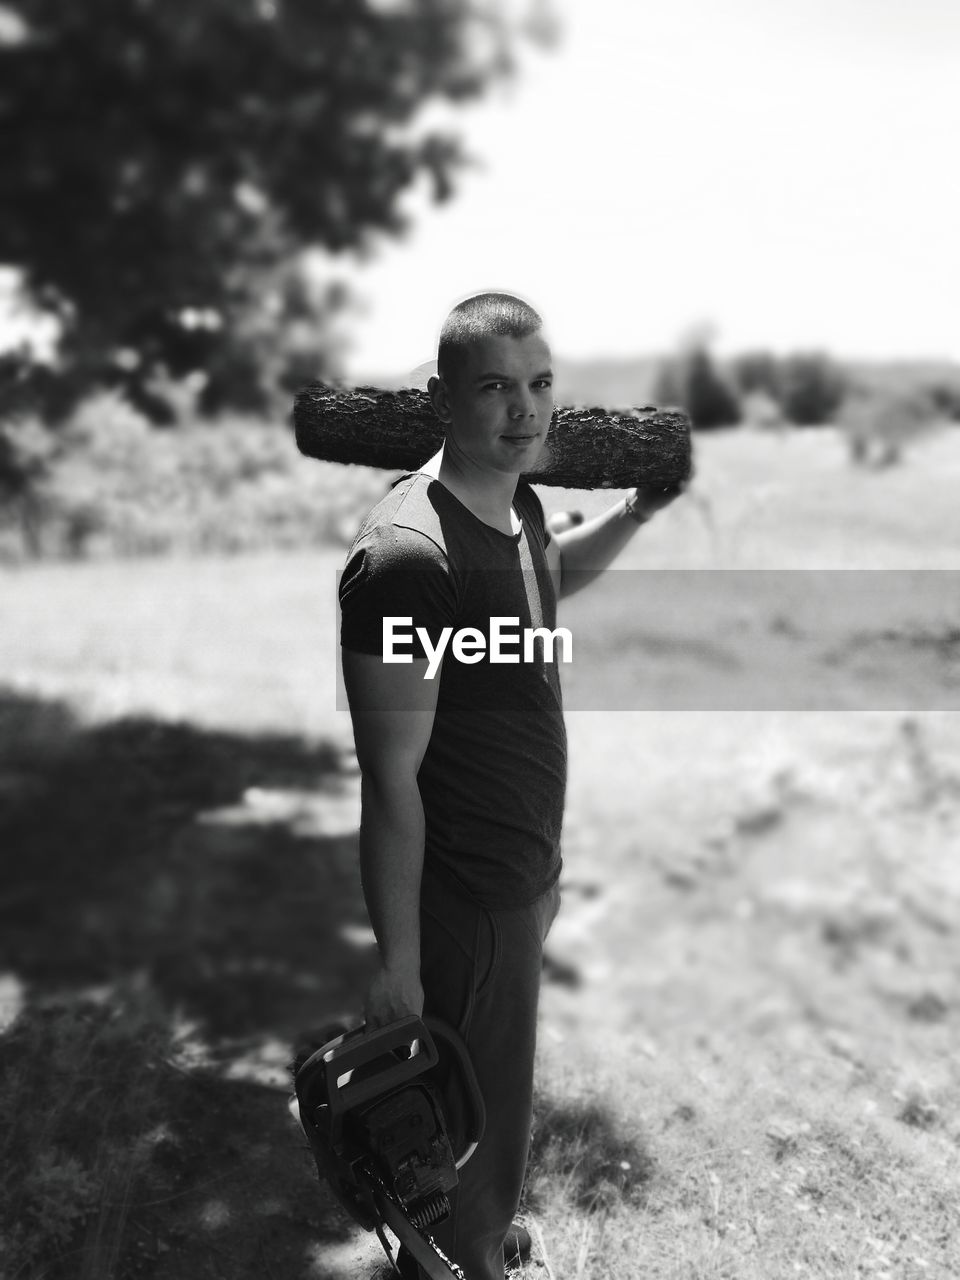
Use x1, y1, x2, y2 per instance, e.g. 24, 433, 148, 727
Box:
0, 687, 373, 1279
0, 688, 637, 1279
524, 1092, 656, 1214
0, 688, 372, 1034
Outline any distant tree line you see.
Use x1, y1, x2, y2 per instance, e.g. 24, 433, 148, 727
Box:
656, 341, 960, 431
655, 346, 850, 430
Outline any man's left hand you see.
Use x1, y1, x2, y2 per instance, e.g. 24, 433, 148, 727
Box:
627, 479, 689, 523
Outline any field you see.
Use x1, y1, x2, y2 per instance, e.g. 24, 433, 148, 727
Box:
2, 426, 960, 1278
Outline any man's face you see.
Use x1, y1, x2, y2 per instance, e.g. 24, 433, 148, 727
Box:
431, 331, 554, 475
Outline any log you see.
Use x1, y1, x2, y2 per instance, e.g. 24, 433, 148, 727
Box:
294, 384, 692, 490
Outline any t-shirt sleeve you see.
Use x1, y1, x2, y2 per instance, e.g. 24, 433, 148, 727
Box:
339, 524, 458, 659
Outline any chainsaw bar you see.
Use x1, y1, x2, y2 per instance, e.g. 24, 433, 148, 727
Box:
367, 1167, 465, 1280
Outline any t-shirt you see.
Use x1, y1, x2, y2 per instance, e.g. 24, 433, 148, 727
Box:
339, 472, 566, 909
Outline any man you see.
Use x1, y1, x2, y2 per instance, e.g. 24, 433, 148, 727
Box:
338, 293, 683, 1279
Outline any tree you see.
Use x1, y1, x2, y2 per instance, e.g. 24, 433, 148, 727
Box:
731, 350, 780, 399
0, 0, 538, 418
778, 353, 846, 425
928, 380, 960, 422
654, 345, 740, 430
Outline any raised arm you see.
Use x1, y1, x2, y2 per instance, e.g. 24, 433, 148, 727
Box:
342, 648, 441, 1028
547, 483, 686, 598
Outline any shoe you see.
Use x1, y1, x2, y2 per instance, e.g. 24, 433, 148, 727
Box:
504, 1222, 532, 1270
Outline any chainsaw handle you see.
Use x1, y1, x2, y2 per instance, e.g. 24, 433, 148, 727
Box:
319, 1015, 439, 1114
295, 1015, 485, 1170
423, 1016, 486, 1168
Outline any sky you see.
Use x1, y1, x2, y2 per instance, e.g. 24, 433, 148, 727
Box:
331, 0, 960, 378
3, 0, 957, 377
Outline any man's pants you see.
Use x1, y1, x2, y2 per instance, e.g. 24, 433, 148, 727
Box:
418, 865, 561, 1280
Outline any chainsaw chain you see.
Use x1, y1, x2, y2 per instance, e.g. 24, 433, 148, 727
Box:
364, 1164, 466, 1280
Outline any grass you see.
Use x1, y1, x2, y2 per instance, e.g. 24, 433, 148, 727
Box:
3, 425, 960, 1277
0, 988, 176, 1279
520, 1027, 958, 1278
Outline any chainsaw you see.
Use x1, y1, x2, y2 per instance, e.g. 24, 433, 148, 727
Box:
290, 1015, 485, 1280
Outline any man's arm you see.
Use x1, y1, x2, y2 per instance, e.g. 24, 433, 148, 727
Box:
342, 648, 441, 1028
546, 484, 686, 598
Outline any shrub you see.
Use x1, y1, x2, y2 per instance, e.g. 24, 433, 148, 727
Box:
927, 381, 960, 422
654, 346, 741, 430
0, 391, 389, 561
837, 385, 939, 468
778, 352, 847, 425
731, 350, 781, 399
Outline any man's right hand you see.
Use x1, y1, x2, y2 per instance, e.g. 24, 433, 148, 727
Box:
363, 963, 424, 1030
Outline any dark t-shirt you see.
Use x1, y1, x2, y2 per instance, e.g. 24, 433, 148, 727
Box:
339, 472, 566, 909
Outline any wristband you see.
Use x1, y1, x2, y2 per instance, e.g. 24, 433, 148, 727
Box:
623, 491, 650, 525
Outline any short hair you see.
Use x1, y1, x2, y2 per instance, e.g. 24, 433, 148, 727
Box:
437, 293, 543, 385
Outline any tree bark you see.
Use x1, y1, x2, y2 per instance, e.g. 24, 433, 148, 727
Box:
294, 384, 692, 490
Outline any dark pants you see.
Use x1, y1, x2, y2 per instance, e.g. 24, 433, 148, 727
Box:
418, 866, 561, 1280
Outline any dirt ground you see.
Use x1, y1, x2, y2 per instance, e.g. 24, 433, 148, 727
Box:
2, 427, 959, 1278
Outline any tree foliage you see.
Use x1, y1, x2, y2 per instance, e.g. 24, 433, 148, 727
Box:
778, 352, 846, 425
730, 349, 848, 425
0, 0, 528, 417
654, 345, 741, 430
730, 350, 781, 399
